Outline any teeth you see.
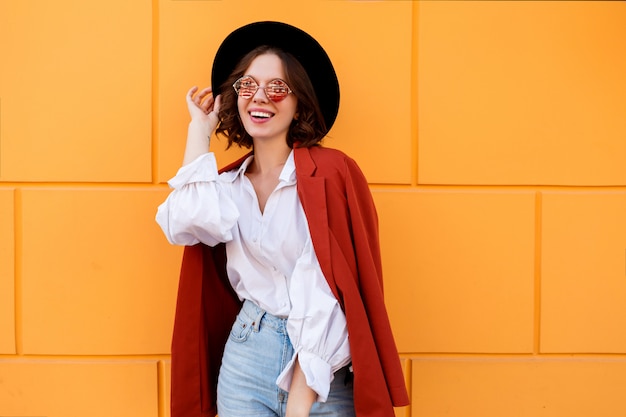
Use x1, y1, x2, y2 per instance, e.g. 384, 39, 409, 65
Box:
250, 111, 272, 118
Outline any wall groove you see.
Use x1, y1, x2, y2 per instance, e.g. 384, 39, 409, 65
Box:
151, 0, 160, 185
13, 188, 22, 356
534, 191, 543, 355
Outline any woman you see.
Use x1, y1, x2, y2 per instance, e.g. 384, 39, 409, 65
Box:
157, 21, 409, 417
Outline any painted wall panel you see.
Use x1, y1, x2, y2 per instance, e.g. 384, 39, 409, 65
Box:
0, 188, 15, 353
163, 359, 171, 417
157, 0, 413, 184
541, 192, 626, 353
0, 1, 623, 416
375, 190, 536, 353
0, 359, 158, 417
417, 1, 626, 185
411, 357, 626, 417
0, 0, 152, 182
20, 187, 182, 354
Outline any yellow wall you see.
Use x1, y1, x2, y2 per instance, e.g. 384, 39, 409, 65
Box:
1, 1, 625, 416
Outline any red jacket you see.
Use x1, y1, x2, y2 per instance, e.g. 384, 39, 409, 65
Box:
170, 146, 410, 417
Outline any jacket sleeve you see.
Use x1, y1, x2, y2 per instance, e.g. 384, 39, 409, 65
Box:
343, 157, 411, 411
294, 146, 410, 416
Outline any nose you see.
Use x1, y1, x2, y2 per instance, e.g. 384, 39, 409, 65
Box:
252, 85, 269, 102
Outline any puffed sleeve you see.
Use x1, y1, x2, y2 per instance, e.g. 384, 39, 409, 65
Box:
275, 235, 351, 403
155, 153, 239, 247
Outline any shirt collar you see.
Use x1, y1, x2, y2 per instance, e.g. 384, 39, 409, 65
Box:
279, 150, 296, 184
236, 154, 255, 176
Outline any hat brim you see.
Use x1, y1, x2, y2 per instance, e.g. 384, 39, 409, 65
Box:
211, 21, 339, 132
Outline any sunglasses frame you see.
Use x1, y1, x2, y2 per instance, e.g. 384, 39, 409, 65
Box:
232, 75, 293, 102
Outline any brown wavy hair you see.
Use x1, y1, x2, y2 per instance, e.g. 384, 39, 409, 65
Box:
216, 45, 327, 149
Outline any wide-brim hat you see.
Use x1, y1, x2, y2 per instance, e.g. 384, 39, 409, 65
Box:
211, 21, 340, 131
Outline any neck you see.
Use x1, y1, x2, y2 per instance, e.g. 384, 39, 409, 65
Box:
249, 138, 291, 174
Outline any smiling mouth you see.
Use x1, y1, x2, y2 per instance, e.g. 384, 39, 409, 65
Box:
250, 111, 274, 120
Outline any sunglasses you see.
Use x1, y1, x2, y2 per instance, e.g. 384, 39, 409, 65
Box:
232, 75, 293, 102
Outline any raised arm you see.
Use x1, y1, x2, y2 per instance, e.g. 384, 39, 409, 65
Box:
183, 86, 221, 165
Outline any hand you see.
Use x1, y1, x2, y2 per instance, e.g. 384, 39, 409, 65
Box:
285, 360, 316, 417
181, 86, 221, 165
186, 86, 221, 127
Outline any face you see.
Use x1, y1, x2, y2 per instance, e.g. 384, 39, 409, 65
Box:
236, 53, 298, 144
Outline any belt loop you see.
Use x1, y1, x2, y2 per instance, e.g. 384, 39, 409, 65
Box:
252, 307, 265, 332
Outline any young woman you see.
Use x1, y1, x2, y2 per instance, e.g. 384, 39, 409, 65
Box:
156, 21, 409, 417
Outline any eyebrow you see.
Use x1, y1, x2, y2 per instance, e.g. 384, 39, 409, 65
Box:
241, 75, 289, 84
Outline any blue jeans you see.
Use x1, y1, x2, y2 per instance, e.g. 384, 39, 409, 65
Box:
217, 299, 355, 417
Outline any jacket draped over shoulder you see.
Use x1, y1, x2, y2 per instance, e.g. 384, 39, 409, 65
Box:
170, 146, 410, 417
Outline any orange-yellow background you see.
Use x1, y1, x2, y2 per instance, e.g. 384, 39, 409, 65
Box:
1, 1, 625, 416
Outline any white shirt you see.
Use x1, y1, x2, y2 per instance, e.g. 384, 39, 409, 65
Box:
156, 151, 351, 402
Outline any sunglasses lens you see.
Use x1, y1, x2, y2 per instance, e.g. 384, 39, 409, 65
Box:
235, 77, 257, 99
266, 80, 290, 102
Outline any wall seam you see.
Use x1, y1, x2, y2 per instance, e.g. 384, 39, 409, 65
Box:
151, 0, 160, 185
14, 187, 23, 355
153, 3, 164, 417
157, 359, 166, 417
534, 191, 543, 355
399, 353, 626, 360
0, 97, 3, 179
405, 357, 413, 417
411, 0, 420, 187
369, 184, 626, 191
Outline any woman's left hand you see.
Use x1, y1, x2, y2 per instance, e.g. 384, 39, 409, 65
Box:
285, 360, 316, 417
182, 86, 222, 165
186, 86, 221, 126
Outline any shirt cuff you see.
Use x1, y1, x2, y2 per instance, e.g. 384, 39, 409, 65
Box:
167, 153, 217, 189
276, 350, 333, 403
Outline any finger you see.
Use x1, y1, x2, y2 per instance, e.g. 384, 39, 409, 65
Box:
197, 87, 213, 105
198, 86, 213, 96
214, 94, 222, 113
187, 86, 198, 97
196, 86, 212, 98
199, 88, 214, 108
201, 95, 214, 111
207, 95, 221, 120
186, 86, 198, 102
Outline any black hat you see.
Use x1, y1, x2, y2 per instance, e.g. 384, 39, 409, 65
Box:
211, 21, 340, 131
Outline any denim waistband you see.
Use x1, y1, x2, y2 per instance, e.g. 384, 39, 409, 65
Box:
240, 299, 288, 333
